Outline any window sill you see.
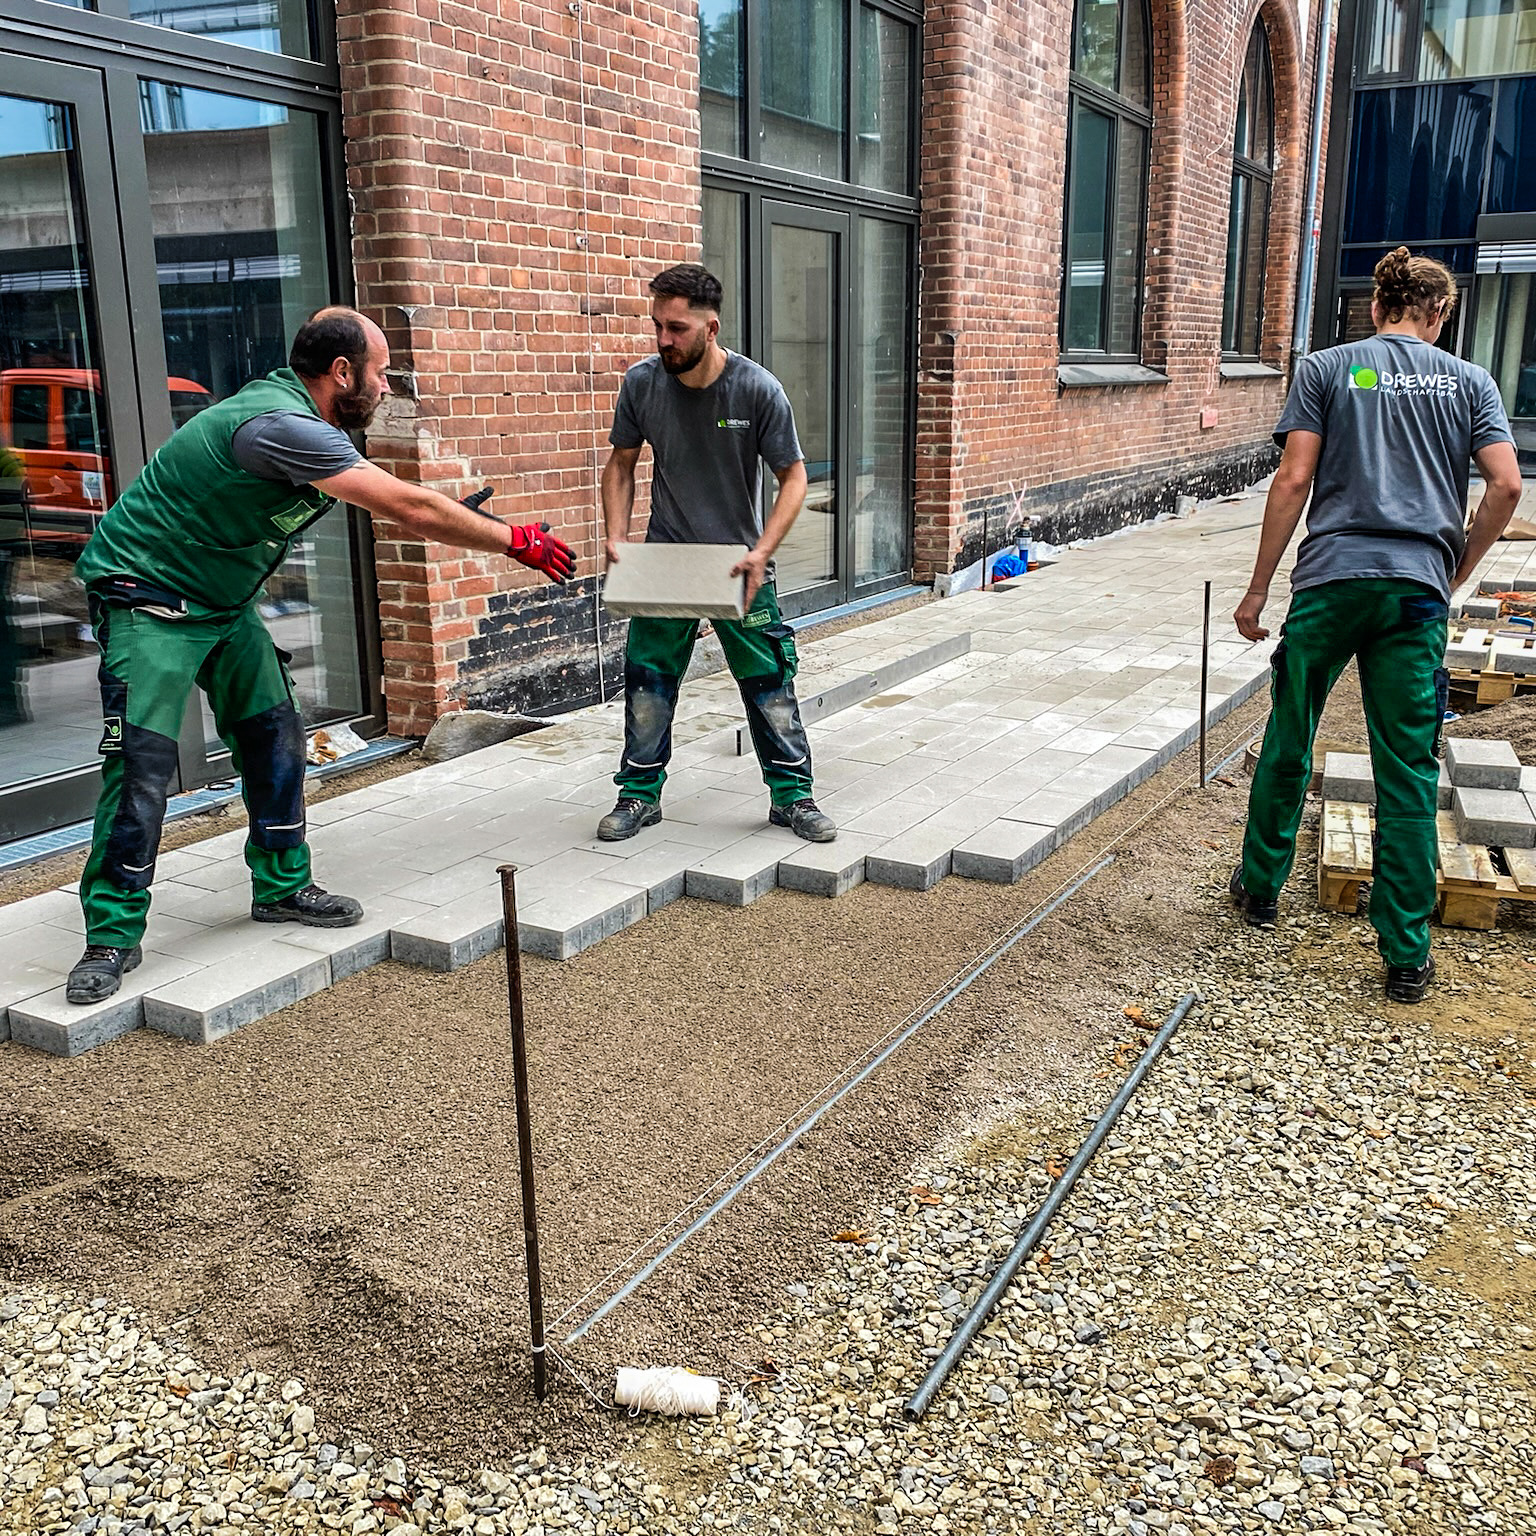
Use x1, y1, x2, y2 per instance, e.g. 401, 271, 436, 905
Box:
1056, 362, 1169, 389
1219, 360, 1284, 380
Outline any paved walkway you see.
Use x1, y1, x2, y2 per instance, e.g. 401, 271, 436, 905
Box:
10, 484, 1511, 1058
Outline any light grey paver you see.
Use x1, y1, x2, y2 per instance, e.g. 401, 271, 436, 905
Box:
9, 952, 201, 1058
865, 823, 956, 891
1445, 737, 1522, 790
1489, 639, 1536, 676
1322, 751, 1375, 804
600, 541, 746, 619
1444, 629, 1489, 670
777, 834, 881, 897
516, 882, 648, 961
952, 820, 1058, 883
685, 832, 797, 905
389, 885, 506, 971
1453, 787, 1536, 849
143, 942, 331, 1046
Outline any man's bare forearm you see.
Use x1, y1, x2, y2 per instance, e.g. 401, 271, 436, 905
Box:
1246, 479, 1311, 597
602, 459, 635, 547
1453, 488, 1522, 589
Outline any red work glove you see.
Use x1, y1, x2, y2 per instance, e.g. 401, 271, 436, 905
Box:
507, 521, 576, 585
460, 487, 576, 585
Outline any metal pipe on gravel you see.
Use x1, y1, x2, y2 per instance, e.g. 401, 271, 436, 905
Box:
499, 865, 548, 1402
904, 988, 1201, 1421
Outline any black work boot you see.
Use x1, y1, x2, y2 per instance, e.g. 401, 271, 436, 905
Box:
769, 798, 838, 843
1228, 865, 1278, 928
66, 945, 143, 1005
596, 797, 662, 842
252, 884, 363, 928
1385, 957, 1435, 1005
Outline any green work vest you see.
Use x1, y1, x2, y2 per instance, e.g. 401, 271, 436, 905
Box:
76, 368, 338, 610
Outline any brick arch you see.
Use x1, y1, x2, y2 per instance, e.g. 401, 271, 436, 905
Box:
1138, 0, 1188, 373
1246, 0, 1309, 364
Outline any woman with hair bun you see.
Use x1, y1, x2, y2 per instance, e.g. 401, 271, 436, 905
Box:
1229, 246, 1523, 1004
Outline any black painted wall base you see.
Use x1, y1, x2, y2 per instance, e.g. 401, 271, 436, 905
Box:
443, 440, 1279, 723
952, 440, 1279, 574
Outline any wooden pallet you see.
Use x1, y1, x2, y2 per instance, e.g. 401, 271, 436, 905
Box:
1317, 800, 1536, 930
1446, 666, 1536, 705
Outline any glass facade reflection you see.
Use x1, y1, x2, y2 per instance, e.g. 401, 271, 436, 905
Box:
0, 95, 114, 785
134, 82, 363, 738
700, 0, 918, 607
761, 0, 845, 178
128, 0, 315, 60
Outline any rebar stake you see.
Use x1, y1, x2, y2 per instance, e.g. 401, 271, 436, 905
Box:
1199, 579, 1212, 785
498, 864, 547, 1401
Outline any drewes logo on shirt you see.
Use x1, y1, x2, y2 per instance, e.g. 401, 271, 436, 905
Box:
717, 417, 751, 430
1348, 364, 1458, 397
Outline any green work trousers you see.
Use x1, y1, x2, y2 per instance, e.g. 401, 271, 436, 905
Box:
615, 583, 814, 807
1241, 577, 1449, 968
81, 598, 312, 949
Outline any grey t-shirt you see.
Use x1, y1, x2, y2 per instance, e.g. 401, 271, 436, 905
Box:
609, 351, 804, 548
1275, 334, 1513, 601
231, 410, 361, 487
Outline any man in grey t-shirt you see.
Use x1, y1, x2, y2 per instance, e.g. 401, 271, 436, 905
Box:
1228, 247, 1522, 1006
596, 263, 836, 844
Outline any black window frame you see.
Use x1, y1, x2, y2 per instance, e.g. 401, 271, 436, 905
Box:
700, 0, 922, 205
1223, 24, 1275, 359
0, 0, 379, 845
698, 0, 921, 614
1059, 0, 1154, 364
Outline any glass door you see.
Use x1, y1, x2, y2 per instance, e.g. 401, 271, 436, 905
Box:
761, 200, 848, 616
0, 55, 143, 842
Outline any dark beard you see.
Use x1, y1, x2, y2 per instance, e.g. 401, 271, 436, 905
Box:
659, 336, 709, 375
332, 383, 377, 431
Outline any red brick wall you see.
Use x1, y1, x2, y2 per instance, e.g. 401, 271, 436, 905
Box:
337, 0, 1330, 734
915, 0, 1325, 576
337, 0, 699, 735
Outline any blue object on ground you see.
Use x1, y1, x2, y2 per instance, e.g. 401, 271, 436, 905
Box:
990, 553, 1028, 580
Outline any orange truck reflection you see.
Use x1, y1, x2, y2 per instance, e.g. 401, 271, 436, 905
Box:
0, 368, 211, 549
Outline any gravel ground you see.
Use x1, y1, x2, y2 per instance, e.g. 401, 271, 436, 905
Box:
4, 670, 1534, 1535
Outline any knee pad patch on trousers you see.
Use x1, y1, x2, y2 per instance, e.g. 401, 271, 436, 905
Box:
232, 700, 308, 849
103, 723, 178, 891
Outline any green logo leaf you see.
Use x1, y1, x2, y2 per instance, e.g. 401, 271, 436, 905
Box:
1349, 365, 1379, 390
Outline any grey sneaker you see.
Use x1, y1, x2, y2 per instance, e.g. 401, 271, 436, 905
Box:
770, 798, 837, 843
597, 797, 662, 842
252, 884, 363, 928
66, 945, 143, 1005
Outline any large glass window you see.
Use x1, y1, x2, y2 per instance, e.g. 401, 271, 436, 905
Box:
761, 0, 845, 179
1421, 0, 1536, 80
138, 82, 362, 733
0, 94, 111, 781
1061, 0, 1151, 358
1344, 82, 1492, 245
857, 7, 914, 194
702, 0, 915, 195
700, 0, 744, 157
1490, 76, 1536, 214
701, 186, 746, 352
1472, 272, 1536, 421
1223, 27, 1274, 357
854, 219, 911, 584
128, 0, 316, 60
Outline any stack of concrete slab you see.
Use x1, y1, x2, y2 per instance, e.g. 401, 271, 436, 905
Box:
1446, 737, 1536, 848
1444, 628, 1492, 670
1321, 750, 1451, 810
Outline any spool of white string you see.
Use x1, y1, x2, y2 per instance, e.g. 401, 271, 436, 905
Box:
613, 1366, 720, 1416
